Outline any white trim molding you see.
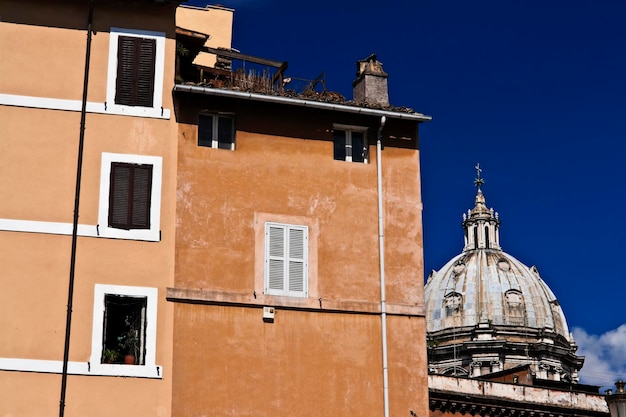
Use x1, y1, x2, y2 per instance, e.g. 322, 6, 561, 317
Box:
89, 284, 160, 377
0, 153, 163, 242
0, 94, 170, 119
0, 358, 162, 379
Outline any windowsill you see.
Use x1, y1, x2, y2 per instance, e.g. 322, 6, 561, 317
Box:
0, 93, 170, 119
0, 218, 160, 242
0, 357, 162, 379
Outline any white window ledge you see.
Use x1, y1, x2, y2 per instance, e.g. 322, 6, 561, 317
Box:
0, 218, 160, 242
0, 94, 170, 119
0, 358, 162, 379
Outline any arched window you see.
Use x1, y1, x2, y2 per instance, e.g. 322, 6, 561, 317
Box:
484, 225, 490, 248
473, 227, 478, 249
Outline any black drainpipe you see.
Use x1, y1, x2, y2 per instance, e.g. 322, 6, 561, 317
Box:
59, 1, 93, 416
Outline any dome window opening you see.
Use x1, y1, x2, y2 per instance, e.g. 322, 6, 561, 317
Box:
497, 258, 510, 272
505, 289, 525, 326
484, 225, 490, 248
452, 261, 466, 276
443, 292, 463, 318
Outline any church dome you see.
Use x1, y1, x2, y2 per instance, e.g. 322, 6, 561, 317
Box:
424, 196, 569, 338
424, 167, 583, 382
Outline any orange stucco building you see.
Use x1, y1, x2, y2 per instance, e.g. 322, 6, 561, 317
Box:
0, 1, 179, 416
169, 11, 432, 415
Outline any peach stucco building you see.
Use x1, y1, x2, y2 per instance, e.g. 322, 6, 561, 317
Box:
169, 10, 432, 415
0, 0, 179, 416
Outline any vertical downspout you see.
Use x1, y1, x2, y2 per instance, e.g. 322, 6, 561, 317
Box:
59, 2, 93, 416
376, 116, 389, 417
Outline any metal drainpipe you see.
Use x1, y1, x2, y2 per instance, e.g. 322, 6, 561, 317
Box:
59, 1, 93, 416
376, 115, 389, 417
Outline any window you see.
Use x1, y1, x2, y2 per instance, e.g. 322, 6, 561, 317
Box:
106, 28, 166, 118
90, 284, 158, 376
333, 125, 368, 163
264, 222, 308, 297
101, 294, 147, 365
98, 153, 162, 241
109, 162, 153, 230
114, 36, 156, 107
505, 289, 525, 325
198, 113, 235, 150
443, 292, 463, 317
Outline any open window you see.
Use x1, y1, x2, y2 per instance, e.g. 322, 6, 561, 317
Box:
198, 113, 235, 150
90, 284, 158, 376
101, 294, 147, 365
333, 124, 368, 163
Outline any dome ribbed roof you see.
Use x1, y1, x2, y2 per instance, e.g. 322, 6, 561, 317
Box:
425, 250, 569, 337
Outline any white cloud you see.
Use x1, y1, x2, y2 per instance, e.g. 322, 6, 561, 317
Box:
573, 324, 626, 391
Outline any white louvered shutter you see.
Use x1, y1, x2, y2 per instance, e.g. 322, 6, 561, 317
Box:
288, 227, 306, 294
265, 223, 308, 297
267, 224, 285, 292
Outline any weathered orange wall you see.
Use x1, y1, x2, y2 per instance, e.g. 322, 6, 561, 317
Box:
174, 98, 424, 307
172, 95, 428, 416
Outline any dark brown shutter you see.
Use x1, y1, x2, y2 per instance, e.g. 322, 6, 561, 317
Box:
109, 163, 131, 228
135, 38, 156, 107
109, 162, 152, 230
131, 165, 152, 228
115, 36, 156, 107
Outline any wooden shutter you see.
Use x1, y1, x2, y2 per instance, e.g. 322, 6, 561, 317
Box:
109, 163, 131, 228
109, 162, 153, 229
115, 36, 156, 107
131, 165, 152, 228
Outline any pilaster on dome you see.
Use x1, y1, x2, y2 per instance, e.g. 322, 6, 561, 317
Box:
462, 164, 501, 251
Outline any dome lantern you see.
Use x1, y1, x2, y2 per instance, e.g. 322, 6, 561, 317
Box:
462, 164, 501, 251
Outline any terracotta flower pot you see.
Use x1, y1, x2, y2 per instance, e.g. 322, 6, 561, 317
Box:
124, 354, 136, 365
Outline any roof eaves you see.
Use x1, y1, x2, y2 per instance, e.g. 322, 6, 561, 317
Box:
173, 84, 432, 122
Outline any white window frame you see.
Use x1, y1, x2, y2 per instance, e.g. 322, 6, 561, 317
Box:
106, 28, 166, 118
89, 284, 159, 378
98, 152, 162, 241
333, 124, 369, 163
198, 112, 236, 150
264, 222, 309, 298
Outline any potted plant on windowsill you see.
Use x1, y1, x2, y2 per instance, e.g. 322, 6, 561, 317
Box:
117, 318, 140, 365
102, 348, 120, 364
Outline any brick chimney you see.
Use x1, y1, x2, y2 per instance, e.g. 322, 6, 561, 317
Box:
352, 54, 389, 106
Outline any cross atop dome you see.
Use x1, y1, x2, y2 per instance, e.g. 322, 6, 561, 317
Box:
474, 163, 484, 191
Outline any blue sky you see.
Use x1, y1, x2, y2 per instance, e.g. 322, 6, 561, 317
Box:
184, 0, 626, 389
